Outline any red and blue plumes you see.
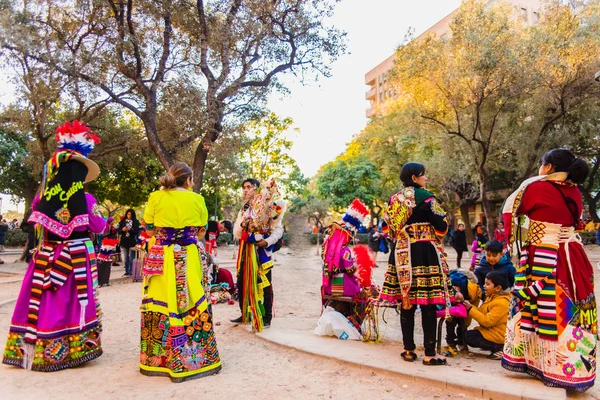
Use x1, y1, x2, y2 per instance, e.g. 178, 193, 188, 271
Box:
353, 244, 374, 288
55, 120, 101, 157
342, 198, 369, 231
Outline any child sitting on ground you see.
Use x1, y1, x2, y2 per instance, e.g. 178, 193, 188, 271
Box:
474, 240, 516, 300
463, 271, 511, 360
445, 269, 482, 356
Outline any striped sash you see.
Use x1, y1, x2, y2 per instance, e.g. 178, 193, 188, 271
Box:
24, 239, 92, 344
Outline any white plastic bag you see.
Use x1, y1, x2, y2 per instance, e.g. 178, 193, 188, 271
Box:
314, 306, 361, 340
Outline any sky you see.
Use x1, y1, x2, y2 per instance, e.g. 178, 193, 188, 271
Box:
0, 0, 463, 214
269, 0, 463, 177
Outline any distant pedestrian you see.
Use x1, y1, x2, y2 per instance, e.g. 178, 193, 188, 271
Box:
451, 223, 468, 269
118, 209, 140, 276
0, 217, 8, 252
493, 222, 506, 246
20, 207, 35, 263
367, 224, 381, 267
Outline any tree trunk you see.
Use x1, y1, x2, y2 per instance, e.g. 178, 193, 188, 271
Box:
192, 141, 210, 192
459, 203, 474, 244
140, 109, 173, 170
478, 169, 496, 238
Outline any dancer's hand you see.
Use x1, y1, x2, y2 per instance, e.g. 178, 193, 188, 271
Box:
256, 240, 268, 247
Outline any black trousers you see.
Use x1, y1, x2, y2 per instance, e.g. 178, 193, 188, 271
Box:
237, 265, 274, 324
445, 318, 464, 346
465, 330, 503, 352
456, 249, 464, 269
400, 305, 437, 357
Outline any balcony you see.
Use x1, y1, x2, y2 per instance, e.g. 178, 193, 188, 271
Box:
365, 87, 377, 101
366, 108, 376, 118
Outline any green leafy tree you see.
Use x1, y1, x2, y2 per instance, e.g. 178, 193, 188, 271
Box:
243, 113, 308, 197
315, 156, 381, 213
0, 128, 38, 208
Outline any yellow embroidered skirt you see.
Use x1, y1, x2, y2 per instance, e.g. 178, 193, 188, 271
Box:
140, 244, 221, 382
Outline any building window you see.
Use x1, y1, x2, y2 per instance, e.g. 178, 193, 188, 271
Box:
440, 33, 447, 41
533, 11, 539, 24
521, 7, 528, 23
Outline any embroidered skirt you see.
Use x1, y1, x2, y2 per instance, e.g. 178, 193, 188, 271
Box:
3, 239, 102, 371
381, 241, 453, 306
140, 242, 221, 382
502, 241, 597, 392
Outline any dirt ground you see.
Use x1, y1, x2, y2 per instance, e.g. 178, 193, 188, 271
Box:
1, 235, 599, 400
0, 243, 479, 400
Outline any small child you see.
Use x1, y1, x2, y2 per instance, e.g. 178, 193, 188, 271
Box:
463, 271, 511, 360
445, 269, 482, 356
474, 240, 516, 299
470, 234, 486, 271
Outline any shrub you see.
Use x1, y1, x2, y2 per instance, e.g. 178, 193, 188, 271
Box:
216, 233, 233, 245
5, 229, 28, 247
580, 230, 596, 245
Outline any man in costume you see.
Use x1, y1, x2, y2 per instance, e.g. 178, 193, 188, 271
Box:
230, 178, 285, 331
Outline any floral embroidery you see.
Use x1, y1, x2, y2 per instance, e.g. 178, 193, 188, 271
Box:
429, 198, 447, 217
572, 326, 583, 340
562, 363, 576, 376
566, 339, 577, 352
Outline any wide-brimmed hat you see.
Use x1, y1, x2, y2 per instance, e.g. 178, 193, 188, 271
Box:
54, 120, 101, 183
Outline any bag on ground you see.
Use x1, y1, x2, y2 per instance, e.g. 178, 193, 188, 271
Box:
314, 306, 361, 340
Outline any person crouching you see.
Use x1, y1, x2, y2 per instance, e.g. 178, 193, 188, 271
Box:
463, 271, 510, 360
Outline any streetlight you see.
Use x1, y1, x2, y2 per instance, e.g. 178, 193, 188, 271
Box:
211, 176, 219, 220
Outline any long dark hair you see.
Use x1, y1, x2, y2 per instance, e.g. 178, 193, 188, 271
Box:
125, 208, 137, 221
400, 162, 425, 187
540, 148, 589, 184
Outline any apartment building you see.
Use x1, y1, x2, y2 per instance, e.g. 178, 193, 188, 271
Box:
365, 0, 543, 118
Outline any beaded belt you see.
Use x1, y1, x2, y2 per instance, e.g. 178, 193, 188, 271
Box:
154, 226, 199, 246
144, 227, 199, 276
405, 223, 437, 243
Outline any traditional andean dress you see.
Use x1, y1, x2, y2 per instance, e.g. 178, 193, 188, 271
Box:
380, 186, 454, 309
501, 173, 597, 392
3, 191, 106, 371
140, 189, 221, 382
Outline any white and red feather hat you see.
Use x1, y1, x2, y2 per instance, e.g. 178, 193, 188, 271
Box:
342, 198, 369, 232
54, 120, 101, 183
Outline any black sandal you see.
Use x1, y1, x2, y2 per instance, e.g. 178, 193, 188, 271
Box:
401, 351, 418, 362
422, 357, 447, 366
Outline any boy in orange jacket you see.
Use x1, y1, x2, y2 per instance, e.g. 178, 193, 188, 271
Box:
463, 271, 510, 360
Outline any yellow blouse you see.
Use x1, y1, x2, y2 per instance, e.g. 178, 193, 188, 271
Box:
144, 189, 208, 229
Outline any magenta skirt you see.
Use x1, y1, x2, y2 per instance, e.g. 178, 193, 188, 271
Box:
2, 239, 102, 371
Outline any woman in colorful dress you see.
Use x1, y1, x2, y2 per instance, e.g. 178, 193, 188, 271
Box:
502, 148, 596, 392
140, 162, 221, 382
380, 162, 454, 365
3, 120, 106, 371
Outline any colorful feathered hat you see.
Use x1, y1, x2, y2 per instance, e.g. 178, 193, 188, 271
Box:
342, 198, 369, 232
53, 120, 101, 183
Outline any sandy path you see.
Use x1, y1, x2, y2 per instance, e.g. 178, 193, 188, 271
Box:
0, 244, 476, 400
